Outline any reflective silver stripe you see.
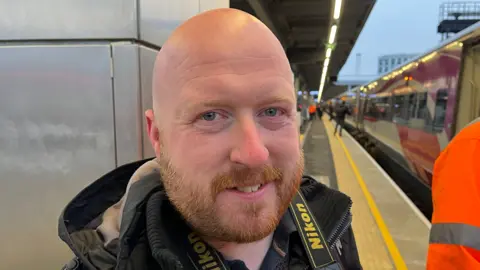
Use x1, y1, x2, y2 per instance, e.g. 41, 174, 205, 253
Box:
430, 223, 480, 250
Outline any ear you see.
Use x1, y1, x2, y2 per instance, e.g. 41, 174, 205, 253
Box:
145, 109, 161, 157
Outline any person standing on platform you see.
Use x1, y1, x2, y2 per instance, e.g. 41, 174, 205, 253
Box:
427, 117, 480, 269
309, 103, 317, 120
317, 103, 323, 119
333, 101, 351, 137
58, 8, 362, 270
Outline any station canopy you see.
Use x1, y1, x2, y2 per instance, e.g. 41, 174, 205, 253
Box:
231, 0, 376, 98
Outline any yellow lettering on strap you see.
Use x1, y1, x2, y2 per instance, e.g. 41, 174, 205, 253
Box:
289, 191, 337, 269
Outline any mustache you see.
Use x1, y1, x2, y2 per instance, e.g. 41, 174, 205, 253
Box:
211, 165, 283, 195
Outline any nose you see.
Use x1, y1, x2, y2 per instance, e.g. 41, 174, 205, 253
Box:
230, 119, 269, 168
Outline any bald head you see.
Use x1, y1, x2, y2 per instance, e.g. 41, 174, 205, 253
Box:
144, 8, 302, 246
151, 8, 292, 115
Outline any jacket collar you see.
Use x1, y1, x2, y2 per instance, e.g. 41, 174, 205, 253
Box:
57, 158, 154, 268
58, 160, 353, 269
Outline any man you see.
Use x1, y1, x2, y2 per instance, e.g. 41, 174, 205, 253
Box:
427, 117, 480, 269
317, 103, 324, 119
309, 103, 317, 121
59, 8, 361, 270
333, 101, 351, 137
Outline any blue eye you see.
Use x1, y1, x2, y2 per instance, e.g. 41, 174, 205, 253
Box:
264, 108, 278, 117
201, 112, 217, 121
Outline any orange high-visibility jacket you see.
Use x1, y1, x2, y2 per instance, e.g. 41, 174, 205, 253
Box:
427, 119, 480, 269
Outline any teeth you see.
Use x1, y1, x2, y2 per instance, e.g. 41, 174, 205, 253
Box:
235, 184, 262, 193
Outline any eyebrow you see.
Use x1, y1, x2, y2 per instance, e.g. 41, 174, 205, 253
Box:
176, 95, 294, 119
175, 100, 230, 119
255, 96, 295, 108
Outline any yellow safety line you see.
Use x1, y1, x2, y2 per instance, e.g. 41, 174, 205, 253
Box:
300, 134, 305, 144
332, 124, 408, 270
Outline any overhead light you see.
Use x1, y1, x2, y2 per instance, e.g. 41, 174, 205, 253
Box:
324, 57, 330, 68
333, 0, 342, 19
317, 70, 328, 102
328, 25, 337, 44
320, 76, 326, 88
326, 47, 332, 58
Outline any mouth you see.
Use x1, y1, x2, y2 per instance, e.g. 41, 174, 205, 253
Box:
230, 184, 265, 193
224, 177, 279, 196
219, 181, 276, 201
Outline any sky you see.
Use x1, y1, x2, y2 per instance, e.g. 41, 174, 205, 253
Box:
338, 0, 469, 80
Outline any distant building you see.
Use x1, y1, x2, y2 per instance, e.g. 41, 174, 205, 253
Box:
377, 53, 418, 74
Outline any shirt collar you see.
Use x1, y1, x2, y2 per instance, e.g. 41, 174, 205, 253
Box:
223, 212, 298, 270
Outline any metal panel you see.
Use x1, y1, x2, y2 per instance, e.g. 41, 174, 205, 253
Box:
0, 0, 137, 40
139, 45, 158, 158
0, 44, 116, 269
139, 0, 200, 47
138, 0, 229, 47
112, 43, 143, 166
200, 0, 229, 11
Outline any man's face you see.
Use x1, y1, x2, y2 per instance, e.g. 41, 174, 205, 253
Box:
146, 23, 303, 243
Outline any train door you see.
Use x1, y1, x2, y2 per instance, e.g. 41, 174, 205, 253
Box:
354, 90, 361, 129
361, 95, 372, 132
454, 43, 480, 135
357, 91, 367, 131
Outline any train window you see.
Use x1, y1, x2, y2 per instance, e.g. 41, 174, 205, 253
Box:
347, 99, 358, 122
417, 92, 434, 132
393, 95, 408, 125
407, 94, 416, 120
375, 97, 390, 120
364, 98, 376, 119
433, 90, 448, 132
408, 93, 426, 130
387, 95, 394, 121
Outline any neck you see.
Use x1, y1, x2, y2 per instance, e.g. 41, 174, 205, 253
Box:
207, 233, 274, 270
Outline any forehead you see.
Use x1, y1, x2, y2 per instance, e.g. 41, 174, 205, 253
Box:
176, 56, 294, 102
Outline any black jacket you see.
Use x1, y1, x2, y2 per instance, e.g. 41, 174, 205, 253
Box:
59, 159, 362, 270
335, 105, 351, 121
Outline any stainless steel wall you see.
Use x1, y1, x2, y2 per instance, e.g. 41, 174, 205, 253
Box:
0, 41, 160, 270
139, 46, 158, 158
140, 0, 230, 46
0, 0, 137, 40
0, 0, 229, 47
0, 44, 117, 269
112, 43, 144, 166
0, 1, 230, 268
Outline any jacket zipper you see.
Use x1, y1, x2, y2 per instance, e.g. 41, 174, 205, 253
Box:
327, 202, 353, 248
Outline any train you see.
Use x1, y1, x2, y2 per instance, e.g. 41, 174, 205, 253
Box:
330, 21, 480, 217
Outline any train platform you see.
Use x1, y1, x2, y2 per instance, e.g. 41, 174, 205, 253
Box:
300, 118, 431, 270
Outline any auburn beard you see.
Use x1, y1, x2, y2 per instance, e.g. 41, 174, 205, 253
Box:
157, 149, 304, 243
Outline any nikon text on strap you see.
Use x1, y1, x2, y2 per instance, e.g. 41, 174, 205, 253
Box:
185, 231, 230, 270
183, 190, 338, 270
289, 190, 338, 269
